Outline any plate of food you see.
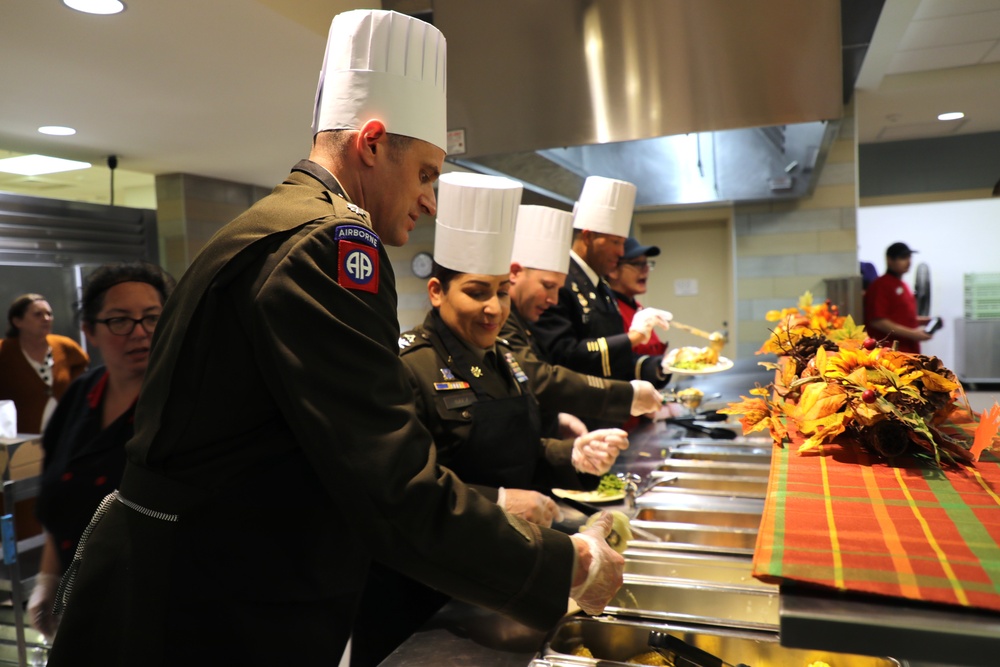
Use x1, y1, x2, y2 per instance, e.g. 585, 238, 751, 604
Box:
663, 346, 734, 375
553, 474, 625, 504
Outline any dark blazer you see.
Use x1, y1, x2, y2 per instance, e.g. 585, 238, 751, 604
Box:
529, 256, 668, 387
47, 161, 576, 666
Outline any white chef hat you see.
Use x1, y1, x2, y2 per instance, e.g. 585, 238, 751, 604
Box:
434, 173, 523, 276
572, 176, 636, 238
312, 10, 447, 152
511, 205, 573, 274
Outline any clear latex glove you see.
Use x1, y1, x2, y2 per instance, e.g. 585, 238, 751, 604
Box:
557, 412, 588, 439
628, 308, 673, 345
28, 572, 62, 641
571, 428, 629, 476
569, 512, 626, 615
497, 487, 563, 527
660, 347, 684, 375
629, 380, 662, 416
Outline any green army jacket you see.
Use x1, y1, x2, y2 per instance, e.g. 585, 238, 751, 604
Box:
58, 163, 577, 641
398, 310, 584, 500
501, 306, 633, 425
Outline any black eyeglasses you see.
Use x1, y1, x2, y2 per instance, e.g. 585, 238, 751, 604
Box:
94, 315, 160, 336
618, 259, 655, 270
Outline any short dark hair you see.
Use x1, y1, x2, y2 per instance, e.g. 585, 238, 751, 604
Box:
431, 261, 460, 292
6, 293, 47, 338
315, 129, 414, 163
80, 262, 176, 326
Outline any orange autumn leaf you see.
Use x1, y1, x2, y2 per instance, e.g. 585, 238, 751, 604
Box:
920, 369, 960, 393
797, 413, 847, 453
971, 402, 1000, 462
791, 381, 846, 423
781, 357, 798, 389
769, 415, 788, 444
719, 397, 771, 432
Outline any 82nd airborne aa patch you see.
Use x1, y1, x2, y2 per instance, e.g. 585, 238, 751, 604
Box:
336, 224, 380, 293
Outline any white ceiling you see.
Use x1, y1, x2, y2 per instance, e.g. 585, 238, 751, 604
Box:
1, 0, 999, 207
856, 0, 1000, 143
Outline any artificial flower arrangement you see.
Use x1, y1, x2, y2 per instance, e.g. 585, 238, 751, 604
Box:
721, 292, 1000, 467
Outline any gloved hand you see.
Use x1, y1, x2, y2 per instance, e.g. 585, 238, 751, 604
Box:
571, 428, 629, 476
629, 380, 662, 416
660, 346, 682, 376
628, 308, 672, 345
557, 412, 588, 439
497, 487, 563, 527
569, 512, 626, 615
28, 572, 62, 641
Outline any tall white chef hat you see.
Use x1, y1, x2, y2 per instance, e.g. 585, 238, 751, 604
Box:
434, 173, 523, 276
572, 176, 637, 238
511, 205, 573, 274
312, 10, 447, 152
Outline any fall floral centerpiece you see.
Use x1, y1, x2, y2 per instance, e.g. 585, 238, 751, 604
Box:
722, 292, 1000, 467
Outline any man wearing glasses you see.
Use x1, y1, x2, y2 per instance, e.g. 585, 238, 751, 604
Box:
531, 177, 673, 429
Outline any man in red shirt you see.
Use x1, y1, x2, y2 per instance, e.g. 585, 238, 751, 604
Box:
864, 242, 933, 353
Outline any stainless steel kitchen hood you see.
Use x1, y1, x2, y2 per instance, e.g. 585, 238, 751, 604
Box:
431, 0, 846, 207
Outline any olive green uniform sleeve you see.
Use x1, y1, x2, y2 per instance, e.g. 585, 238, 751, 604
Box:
502, 311, 633, 424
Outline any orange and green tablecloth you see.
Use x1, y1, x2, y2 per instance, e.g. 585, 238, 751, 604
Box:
753, 441, 1000, 613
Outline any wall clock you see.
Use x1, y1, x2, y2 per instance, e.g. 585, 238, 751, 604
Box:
411, 251, 434, 278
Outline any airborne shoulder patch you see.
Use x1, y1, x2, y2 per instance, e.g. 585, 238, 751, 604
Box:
336, 224, 380, 293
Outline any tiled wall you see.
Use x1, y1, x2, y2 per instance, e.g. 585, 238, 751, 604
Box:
733, 115, 859, 359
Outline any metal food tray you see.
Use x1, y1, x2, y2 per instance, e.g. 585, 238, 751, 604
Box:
629, 485, 765, 556
540, 615, 901, 667
607, 548, 779, 631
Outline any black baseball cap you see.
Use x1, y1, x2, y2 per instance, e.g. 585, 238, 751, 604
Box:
886, 242, 916, 259
622, 237, 661, 260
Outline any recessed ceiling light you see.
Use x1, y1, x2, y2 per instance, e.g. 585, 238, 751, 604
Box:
937, 112, 964, 121
63, 0, 125, 15
38, 126, 77, 136
0, 155, 92, 176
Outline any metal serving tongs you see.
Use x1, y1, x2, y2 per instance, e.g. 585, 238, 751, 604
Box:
647, 630, 751, 667
659, 390, 722, 407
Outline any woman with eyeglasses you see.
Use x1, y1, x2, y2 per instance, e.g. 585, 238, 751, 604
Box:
29, 262, 174, 641
0, 294, 89, 434
607, 238, 667, 359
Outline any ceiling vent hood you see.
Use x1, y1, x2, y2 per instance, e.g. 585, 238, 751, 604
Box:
430, 0, 846, 208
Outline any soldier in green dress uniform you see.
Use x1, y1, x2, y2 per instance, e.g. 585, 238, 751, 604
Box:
351, 173, 630, 666
530, 177, 674, 412
47, 12, 624, 667
504, 204, 663, 433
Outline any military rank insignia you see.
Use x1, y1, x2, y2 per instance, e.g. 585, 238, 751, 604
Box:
503, 352, 529, 384
336, 224, 380, 294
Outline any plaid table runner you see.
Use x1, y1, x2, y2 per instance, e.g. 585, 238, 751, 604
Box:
753, 441, 1000, 612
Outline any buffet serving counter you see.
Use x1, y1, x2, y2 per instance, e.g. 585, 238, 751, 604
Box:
379, 360, 1000, 667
